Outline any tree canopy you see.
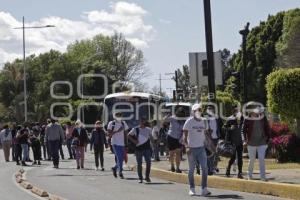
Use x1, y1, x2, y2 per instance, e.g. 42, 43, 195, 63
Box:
226, 9, 300, 104
266, 68, 300, 137
0, 33, 148, 123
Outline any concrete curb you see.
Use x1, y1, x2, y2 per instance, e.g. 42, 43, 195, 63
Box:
20, 181, 33, 190
14, 168, 67, 200
145, 167, 300, 200
49, 194, 67, 200
31, 186, 49, 197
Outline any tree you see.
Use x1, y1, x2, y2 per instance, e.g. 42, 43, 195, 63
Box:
201, 90, 239, 117
276, 9, 300, 67
266, 68, 300, 137
228, 11, 286, 103
0, 32, 149, 123
67, 33, 148, 83
174, 65, 191, 100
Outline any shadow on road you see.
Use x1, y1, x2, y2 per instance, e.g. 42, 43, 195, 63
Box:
145, 182, 174, 185
207, 194, 244, 199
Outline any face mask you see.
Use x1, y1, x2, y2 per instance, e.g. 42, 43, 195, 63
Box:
194, 111, 202, 119
115, 117, 122, 122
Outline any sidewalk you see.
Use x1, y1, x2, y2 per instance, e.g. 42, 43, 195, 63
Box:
151, 155, 300, 185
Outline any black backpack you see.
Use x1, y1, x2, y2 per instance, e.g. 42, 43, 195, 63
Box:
127, 127, 140, 154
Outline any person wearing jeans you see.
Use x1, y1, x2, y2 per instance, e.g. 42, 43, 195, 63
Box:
242, 107, 270, 181
183, 103, 211, 196
45, 119, 65, 168
151, 120, 160, 161
107, 112, 129, 179
65, 122, 75, 159
128, 118, 152, 183
17, 127, 29, 166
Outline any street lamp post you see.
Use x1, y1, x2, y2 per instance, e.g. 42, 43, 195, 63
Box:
14, 16, 55, 122
239, 22, 250, 104
203, 0, 216, 102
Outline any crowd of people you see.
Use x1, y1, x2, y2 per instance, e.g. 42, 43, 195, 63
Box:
0, 103, 270, 197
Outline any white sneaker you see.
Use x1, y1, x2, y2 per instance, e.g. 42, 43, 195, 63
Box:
201, 188, 211, 196
95, 167, 99, 171
189, 188, 196, 196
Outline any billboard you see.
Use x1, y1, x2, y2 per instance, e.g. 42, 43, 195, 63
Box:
189, 51, 223, 87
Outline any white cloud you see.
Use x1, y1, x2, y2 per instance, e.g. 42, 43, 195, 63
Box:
0, 1, 154, 66
159, 19, 171, 24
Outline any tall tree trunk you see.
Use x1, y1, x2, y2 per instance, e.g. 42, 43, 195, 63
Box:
297, 118, 300, 138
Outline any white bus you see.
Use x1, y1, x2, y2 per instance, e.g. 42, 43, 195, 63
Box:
103, 92, 165, 128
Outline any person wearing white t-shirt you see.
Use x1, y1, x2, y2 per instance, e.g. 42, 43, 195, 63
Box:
183, 103, 211, 197
107, 112, 129, 179
128, 118, 152, 183
151, 120, 160, 161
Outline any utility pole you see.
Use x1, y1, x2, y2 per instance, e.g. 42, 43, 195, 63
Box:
174, 70, 179, 91
22, 17, 27, 122
239, 22, 250, 104
159, 74, 162, 96
14, 17, 55, 122
195, 53, 201, 102
203, 0, 216, 102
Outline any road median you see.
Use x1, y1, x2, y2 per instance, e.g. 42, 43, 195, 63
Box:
134, 166, 300, 200
14, 169, 67, 200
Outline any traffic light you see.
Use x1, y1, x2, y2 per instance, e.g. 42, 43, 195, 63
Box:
202, 59, 208, 76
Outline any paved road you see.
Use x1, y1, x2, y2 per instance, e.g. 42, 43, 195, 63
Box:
0, 158, 42, 200
20, 150, 287, 200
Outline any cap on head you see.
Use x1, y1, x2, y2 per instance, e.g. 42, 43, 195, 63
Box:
75, 120, 81, 126
192, 103, 202, 111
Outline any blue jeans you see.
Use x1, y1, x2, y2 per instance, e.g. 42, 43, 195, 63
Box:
187, 147, 208, 189
49, 140, 60, 166
21, 144, 29, 162
66, 138, 75, 159
136, 149, 152, 180
112, 145, 124, 173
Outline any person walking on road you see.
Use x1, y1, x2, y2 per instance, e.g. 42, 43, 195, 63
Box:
183, 103, 211, 197
30, 125, 42, 165
45, 119, 52, 161
242, 107, 270, 181
17, 126, 30, 166
128, 118, 152, 183
164, 107, 186, 173
72, 120, 88, 169
206, 107, 222, 175
225, 107, 244, 179
91, 121, 108, 171
0, 125, 12, 162
107, 112, 129, 179
45, 119, 65, 169
151, 120, 160, 161
65, 121, 75, 159
14, 125, 23, 165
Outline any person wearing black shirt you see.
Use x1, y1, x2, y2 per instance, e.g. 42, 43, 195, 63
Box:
90, 121, 108, 171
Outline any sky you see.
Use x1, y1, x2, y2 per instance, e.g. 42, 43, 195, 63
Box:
0, 0, 299, 95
